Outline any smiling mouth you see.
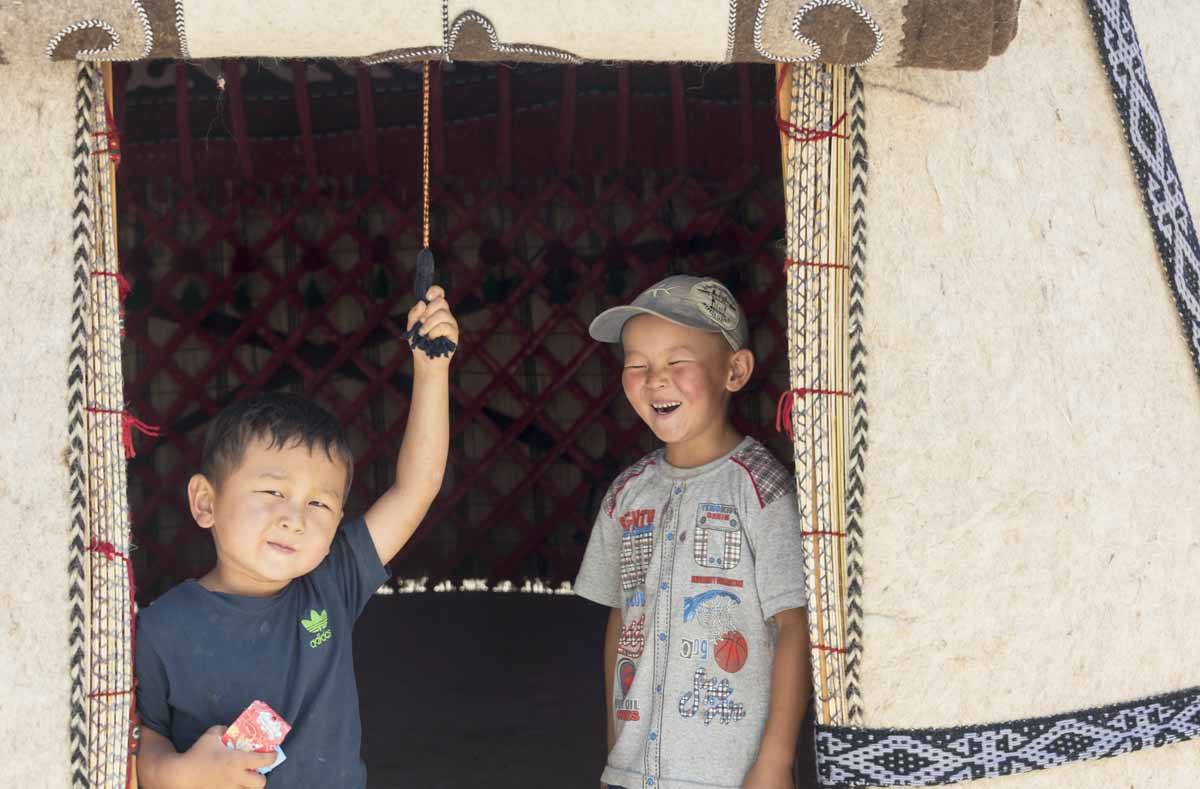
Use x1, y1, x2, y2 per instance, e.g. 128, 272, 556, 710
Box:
651, 401, 681, 415
268, 542, 297, 554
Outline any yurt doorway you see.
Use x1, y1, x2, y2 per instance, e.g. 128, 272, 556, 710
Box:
115, 59, 797, 787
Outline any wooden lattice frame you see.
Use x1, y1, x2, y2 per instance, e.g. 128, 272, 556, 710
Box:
69, 61, 139, 789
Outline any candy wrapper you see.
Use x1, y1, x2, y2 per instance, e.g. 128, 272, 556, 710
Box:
221, 700, 291, 775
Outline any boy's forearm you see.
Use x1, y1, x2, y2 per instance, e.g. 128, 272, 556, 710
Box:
136, 731, 184, 788
756, 608, 812, 769
394, 367, 450, 504
365, 364, 451, 563
603, 607, 622, 753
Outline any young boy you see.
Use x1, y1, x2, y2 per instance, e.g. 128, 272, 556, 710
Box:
575, 275, 812, 789
134, 287, 458, 788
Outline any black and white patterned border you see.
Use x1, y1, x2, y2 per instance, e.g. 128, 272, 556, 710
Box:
816, 4, 1200, 781
816, 686, 1200, 786
68, 61, 93, 789
844, 66, 867, 728
1086, 0, 1200, 385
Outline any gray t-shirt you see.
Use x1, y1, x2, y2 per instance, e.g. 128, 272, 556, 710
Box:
135, 515, 388, 788
575, 437, 807, 789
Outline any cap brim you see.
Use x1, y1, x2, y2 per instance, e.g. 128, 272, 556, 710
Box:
590, 305, 736, 347
588, 306, 659, 343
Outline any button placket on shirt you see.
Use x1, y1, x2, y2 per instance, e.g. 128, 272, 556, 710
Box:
646, 481, 684, 789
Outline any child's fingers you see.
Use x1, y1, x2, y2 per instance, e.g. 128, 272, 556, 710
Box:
419, 319, 460, 343
414, 311, 459, 342
247, 750, 277, 768
415, 303, 455, 329
420, 295, 450, 317
412, 300, 456, 333
235, 769, 267, 788
230, 752, 271, 786
406, 300, 428, 332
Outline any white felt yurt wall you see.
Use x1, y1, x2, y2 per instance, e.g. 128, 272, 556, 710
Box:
0, 62, 77, 789
1, 1, 1197, 786
861, 0, 1199, 785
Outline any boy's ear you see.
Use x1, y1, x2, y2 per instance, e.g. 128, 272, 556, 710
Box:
188, 474, 218, 530
726, 348, 755, 393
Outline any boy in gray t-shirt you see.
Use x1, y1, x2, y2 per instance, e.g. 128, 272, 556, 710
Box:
575, 276, 811, 789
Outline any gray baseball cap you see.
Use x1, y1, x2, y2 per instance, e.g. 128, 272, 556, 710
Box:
589, 275, 749, 350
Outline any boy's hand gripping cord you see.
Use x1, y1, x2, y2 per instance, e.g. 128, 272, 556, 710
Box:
405, 248, 457, 358
405, 61, 457, 360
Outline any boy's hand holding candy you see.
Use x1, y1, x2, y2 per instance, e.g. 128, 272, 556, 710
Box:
141, 724, 275, 789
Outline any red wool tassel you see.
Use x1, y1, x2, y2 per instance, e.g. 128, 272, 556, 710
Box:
122, 413, 161, 458
774, 64, 850, 144
775, 389, 796, 441
775, 388, 853, 440
85, 407, 162, 458
85, 537, 140, 765
92, 270, 132, 300
92, 103, 122, 166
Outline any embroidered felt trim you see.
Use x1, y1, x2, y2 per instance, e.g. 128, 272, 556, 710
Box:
68, 61, 95, 789
815, 686, 1200, 786
1086, 0, 1200, 386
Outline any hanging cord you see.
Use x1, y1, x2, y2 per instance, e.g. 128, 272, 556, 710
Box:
406, 61, 457, 359
422, 60, 431, 251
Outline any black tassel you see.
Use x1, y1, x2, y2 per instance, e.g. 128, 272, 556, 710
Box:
406, 247, 457, 359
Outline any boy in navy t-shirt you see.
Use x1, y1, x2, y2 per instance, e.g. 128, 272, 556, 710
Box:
135, 286, 458, 788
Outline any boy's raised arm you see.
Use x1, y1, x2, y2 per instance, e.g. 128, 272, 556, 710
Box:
365, 285, 458, 565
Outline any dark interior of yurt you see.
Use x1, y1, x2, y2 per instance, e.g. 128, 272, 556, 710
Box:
114, 59, 809, 787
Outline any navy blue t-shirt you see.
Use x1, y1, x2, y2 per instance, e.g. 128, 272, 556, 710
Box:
135, 515, 388, 788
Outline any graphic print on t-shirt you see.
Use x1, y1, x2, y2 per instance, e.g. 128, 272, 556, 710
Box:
681, 588, 750, 675
618, 508, 656, 591
693, 503, 741, 569
299, 608, 332, 649
617, 612, 646, 659
677, 667, 746, 725
616, 657, 640, 721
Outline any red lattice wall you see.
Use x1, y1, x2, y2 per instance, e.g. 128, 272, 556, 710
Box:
116, 61, 788, 603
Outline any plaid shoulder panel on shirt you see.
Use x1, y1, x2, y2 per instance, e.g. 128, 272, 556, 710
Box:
603, 452, 659, 517
731, 442, 793, 509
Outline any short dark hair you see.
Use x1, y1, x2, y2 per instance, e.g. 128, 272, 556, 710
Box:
200, 393, 354, 496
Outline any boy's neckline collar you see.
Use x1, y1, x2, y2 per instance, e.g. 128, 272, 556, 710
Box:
184, 577, 294, 609
657, 435, 753, 480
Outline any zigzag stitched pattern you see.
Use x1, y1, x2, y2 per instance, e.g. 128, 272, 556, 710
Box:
844, 65, 867, 726
174, 0, 190, 58
46, 20, 120, 61
68, 62, 93, 789
815, 686, 1200, 786
132, 0, 154, 57
1086, 0, 1200, 386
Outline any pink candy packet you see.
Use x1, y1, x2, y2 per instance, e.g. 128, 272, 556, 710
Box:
220, 700, 292, 753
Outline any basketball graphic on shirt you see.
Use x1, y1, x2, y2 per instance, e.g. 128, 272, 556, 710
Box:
683, 589, 740, 635
714, 631, 748, 674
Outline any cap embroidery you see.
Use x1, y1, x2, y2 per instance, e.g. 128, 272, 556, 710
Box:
687, 281, 740, 332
